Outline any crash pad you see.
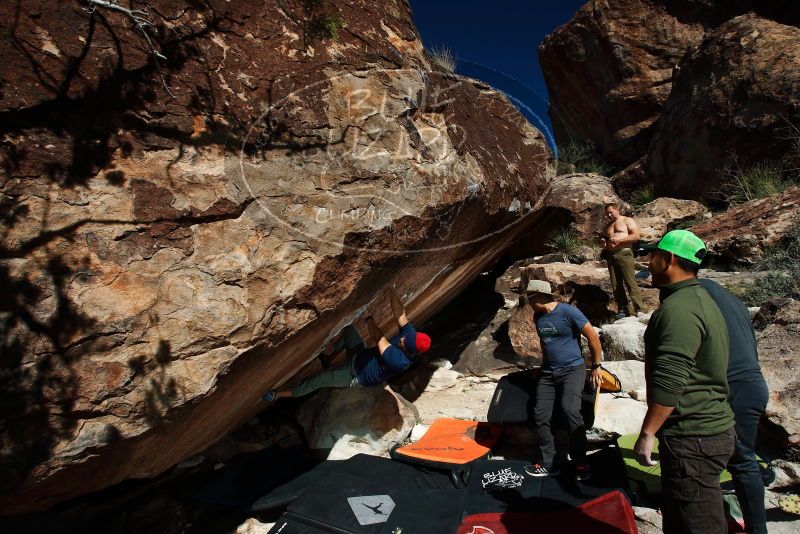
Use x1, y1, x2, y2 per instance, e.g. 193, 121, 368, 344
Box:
391, 418, 502, 469
617, 433, 771, 498
456, 490, 637, 534
268, 454, 464, 533
251, 460, 341, 512
464, 445, 631, 514
191, 446, 316, 508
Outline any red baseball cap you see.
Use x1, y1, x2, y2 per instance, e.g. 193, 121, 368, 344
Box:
414, 332, 431, 354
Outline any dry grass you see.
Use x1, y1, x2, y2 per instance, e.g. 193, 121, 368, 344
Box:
430, 46, 456, 73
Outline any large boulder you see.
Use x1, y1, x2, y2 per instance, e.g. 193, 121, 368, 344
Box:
543, 173, 625, 239
601, 360, 646, 393
526, 261, 612, 292
636, 197, 708, 242
601, 318, 647, 361
507, 303, 543, 363
647, 15, 800, 198
691, 188, 800, 265
526, 261, 615, 324
296, 386, 418, 460
611, 156, 648, 196
0, 0, 552, 514
593, 395, 648, 435
539, 0, 800, 169
538, 0, 706, 166
755, 299, 800, 456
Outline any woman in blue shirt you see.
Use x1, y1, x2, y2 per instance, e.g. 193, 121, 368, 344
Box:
522, 274, 603, 481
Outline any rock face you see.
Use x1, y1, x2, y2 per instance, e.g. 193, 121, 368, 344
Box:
538, 0, 706, 166
540, 1, 800, 192
755, 299, 800, 456
610, 157, 648, 196
0, 0, 551, 513
636, 197, 708, 242
647, 15, 800, 198
543, 173, 624, 238
691, 188, 800, 265
296, 386, 417, 460
601, 360, 646, 394
507, 304, 542, 363
601, 319, 647, 361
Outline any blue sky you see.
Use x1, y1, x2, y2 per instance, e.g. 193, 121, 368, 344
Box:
408, 0, 586, 148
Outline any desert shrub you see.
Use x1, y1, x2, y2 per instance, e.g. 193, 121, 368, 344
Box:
629, 184, 656, 208
546, 227, 582, 259
319, 12, 345, 39
430, 46, 456, 73
579, 157, 613, 176
780, 119, 800, 178
716, 160, 796, 206
555, 141, 612, 176
304, 1, 345, 41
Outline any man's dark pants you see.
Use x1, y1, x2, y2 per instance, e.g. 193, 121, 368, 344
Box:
659, 429, 735, 534
533, 364, 586, 468
728, 376, 769, 534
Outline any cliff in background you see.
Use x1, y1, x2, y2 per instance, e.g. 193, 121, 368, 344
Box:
539, 0, 800, 197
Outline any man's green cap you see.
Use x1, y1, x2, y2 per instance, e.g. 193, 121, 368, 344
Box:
642, 229, 707, 265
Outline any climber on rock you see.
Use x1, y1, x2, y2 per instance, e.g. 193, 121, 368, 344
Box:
262, 287, 431, 401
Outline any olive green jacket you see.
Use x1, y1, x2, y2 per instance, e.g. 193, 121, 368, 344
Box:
644, 278, 734, 436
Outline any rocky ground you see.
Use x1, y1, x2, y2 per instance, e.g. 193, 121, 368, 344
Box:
234, 237, 800, 533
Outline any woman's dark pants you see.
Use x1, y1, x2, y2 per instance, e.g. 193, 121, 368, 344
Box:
533, 364, 587, 468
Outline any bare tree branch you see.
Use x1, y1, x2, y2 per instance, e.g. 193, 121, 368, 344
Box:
83, 0, 176, 97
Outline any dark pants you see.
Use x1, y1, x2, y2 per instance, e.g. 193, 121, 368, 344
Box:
660, 429, 735, 534
728, 376, 769, 534
533, 364, 587, 468
333, 325, 366, 356
293, 325, 365, 397
605, 248, 643, 315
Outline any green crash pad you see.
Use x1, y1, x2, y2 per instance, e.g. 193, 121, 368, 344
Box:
617, 434, 769, 497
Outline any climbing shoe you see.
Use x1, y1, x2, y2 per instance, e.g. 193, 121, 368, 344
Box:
524, 463, 560, 477
262, 389, 277, 402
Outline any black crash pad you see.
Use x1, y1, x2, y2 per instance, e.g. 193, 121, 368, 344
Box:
267, 454, 465, 533
464, 445, 631, 514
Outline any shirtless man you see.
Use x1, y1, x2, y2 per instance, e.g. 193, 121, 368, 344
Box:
600, 202, 643, 318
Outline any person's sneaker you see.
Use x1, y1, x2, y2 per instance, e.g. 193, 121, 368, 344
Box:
524, 463, 560, 477
575, 463, 592, 481
262, 389, 277, 402
614, 312, 627, 320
